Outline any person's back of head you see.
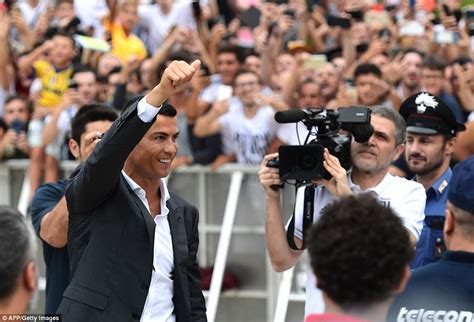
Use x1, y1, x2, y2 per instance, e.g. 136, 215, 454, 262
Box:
307, 194, 413, 320
0, 207, 36, 314
445, 156, 474, 249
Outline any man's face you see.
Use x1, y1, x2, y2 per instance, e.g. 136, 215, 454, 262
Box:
316, 64, 338, 99
217, 52, 241, 85
356, 73, 380, 106
402, 52, 422, 89
74, 71, 97, 105
405, 133, 452, 176
77, 120, 113, 162
421, 68, 444, 95
275, 53, 296, 75
244, 55, 262, 77
351, 115, 403, 174
3, 98, 29, 127
234, 72, 261, 107
297, 82, 320, 108
125, 115, 179, 179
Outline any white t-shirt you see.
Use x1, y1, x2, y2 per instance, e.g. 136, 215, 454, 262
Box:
219, 101, 278, 165
137, 0, 197, 53
292, 172, 426, 316
73, 0, 109, 38
18, 0, 48, 28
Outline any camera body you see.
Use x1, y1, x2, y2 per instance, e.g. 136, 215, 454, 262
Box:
269, 107, 373, 182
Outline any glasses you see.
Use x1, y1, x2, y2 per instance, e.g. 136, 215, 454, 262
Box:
235, 81, 259, 88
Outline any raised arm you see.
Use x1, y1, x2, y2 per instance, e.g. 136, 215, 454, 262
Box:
66, 60, 201, 213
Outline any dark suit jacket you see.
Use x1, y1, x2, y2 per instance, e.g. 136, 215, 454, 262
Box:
57, 99, 207, 321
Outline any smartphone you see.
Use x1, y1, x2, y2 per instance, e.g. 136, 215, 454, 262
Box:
283, 9, 296, 18
346, 10, 363, 22
327, 15, 351, 29
434, 30, 459, 44
10, 120, 25, 134
303, 54, 328, 70
68, 80, 79, 89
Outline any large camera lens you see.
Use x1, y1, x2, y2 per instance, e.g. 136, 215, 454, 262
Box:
299, 153, 319, 171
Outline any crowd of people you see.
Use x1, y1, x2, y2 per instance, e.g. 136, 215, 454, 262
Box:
0, 0, 474, 320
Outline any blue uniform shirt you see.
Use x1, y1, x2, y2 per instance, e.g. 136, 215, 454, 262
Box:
411, 168, 452, 269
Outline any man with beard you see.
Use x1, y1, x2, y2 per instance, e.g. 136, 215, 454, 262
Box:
259, 106, 425, 316
400, 92, 466, 269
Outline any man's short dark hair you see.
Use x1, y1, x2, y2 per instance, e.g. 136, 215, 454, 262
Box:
71, 105, 118, 145
0, 207, 35, 300
217, 45, 244, 63
307, 194, 413, 310
422, 55, 446, 72
354, 63, 382, 81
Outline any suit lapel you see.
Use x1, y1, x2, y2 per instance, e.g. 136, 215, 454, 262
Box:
123, 176, 155, 246
167, 198, 189, 268
167, 198, 192, 321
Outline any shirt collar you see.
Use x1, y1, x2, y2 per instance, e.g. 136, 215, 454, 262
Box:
121, 170, 170, 215
430, 167, 452, 198
348, 171, 392, 196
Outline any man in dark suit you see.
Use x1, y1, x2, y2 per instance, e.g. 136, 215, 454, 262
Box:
57, 60, 207, 321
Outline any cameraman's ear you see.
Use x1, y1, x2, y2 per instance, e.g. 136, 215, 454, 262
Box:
69, 138, 80, 159
392, 143, 405, 161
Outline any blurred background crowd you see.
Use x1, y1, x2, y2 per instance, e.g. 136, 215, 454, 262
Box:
0, 0, 474, 197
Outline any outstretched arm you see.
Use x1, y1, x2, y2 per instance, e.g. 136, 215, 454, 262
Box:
66, 60, 201, 214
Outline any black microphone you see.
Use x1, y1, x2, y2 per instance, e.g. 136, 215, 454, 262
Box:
274, 109, 307, 123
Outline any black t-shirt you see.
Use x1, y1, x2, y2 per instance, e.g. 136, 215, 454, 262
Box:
30, 179, 70, 314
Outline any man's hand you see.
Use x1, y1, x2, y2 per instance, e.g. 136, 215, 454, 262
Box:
82, 130, 104, 159
146, 60, 201, 107
259, 153, 282, 199
312, 149, 352, 197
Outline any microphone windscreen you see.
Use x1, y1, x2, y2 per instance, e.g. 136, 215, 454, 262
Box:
274, 109, 306, 123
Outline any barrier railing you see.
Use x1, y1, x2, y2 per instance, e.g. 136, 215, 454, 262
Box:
0, 160, 306, 321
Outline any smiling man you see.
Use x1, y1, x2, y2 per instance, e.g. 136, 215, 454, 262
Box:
259, 106, 425, 316
399, 92, 466, 269
57, 60, 207, 321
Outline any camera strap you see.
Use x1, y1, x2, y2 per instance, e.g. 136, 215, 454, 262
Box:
286, 185, 315, 250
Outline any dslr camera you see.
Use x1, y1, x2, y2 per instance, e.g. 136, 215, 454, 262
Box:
268, 107, 373, 182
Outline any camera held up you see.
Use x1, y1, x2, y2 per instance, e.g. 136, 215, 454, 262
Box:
268, 107, 373, 184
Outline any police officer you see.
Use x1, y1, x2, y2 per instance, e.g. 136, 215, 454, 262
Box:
399, 92, 466, 269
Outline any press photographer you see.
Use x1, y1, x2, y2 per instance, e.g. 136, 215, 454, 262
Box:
258, 105, 426, 317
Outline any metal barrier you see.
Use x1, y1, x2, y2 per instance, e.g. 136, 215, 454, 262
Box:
0, 160, 306, 322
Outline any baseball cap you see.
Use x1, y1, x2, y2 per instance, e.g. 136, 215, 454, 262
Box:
399, 92, 466, 135
448, 156, 474, 214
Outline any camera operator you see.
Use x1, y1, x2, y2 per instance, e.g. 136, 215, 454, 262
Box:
258, 106, 426, 316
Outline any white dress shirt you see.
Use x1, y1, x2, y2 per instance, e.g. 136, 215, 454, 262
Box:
123, 98, 176, 321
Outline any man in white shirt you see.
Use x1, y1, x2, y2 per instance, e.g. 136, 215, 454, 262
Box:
57, 60, 207, 321
258, 106, 425, 316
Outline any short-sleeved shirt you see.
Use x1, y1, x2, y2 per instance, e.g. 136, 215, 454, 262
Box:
388, 251, 474, 322
411, 168, 452, 268
293, 172, 426, 316
33, 60, 73, 108
219, 101, 278, 164
30, 179, 70, 314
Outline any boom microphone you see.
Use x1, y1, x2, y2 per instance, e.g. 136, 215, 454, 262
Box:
274, 109, 307, 123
